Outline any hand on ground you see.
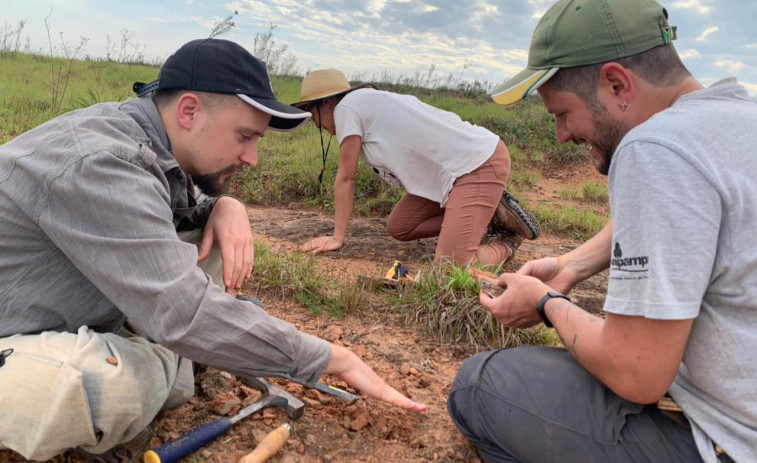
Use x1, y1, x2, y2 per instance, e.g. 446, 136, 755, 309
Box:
325, 344, 427, 412
300, 235, 344, 254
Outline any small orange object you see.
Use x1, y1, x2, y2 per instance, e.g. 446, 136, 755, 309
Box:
238, 423, 292, 463
105, 356, 118, 366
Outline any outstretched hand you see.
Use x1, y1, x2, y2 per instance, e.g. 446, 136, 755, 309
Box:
199, 196, 254, 294
325, 344, 427, 412
300, 235, 344, 254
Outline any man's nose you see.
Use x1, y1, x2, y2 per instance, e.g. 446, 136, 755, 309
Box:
555, 120, 572, 144
241, 145, 258, 168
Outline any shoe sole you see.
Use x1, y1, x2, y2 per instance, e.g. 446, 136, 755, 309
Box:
493, 191, 541, 240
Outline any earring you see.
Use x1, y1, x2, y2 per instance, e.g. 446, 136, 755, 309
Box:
620, 101, 630, 111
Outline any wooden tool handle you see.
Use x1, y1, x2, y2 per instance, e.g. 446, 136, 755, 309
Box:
238, 423, 292, 463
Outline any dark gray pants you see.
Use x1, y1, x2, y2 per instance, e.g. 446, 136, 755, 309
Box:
447, 346, 703, 463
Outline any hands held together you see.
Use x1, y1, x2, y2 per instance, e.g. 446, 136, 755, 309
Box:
479, 256, 579, 328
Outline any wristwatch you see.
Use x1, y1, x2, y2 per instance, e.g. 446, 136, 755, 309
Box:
535, 291, 571, 328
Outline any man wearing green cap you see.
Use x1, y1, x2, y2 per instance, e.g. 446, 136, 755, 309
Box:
447, 0, 755, 462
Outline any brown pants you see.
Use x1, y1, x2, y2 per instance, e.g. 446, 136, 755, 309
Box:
385, 140, 511, 266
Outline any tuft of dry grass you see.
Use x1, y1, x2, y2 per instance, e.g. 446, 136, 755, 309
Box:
391, 264, 558, 351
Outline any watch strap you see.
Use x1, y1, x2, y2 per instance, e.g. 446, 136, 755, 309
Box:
535, 291, 571, 328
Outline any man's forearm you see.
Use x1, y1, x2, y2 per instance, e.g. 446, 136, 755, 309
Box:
545, 297, 688, 404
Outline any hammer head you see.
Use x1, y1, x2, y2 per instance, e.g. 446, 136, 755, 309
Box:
240, 376, 305, 420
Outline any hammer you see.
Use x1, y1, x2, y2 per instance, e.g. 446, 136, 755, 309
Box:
143, 377, 304, 463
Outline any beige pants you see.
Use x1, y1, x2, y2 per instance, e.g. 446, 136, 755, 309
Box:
0, 230, 223, 460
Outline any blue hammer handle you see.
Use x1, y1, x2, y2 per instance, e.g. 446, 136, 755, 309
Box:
143, 417, 232, 463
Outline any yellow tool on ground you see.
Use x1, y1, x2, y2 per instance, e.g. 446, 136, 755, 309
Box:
238, 423, 292, 463
384, 260, 409, 280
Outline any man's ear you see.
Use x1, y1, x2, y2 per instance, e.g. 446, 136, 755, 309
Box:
175, 93, 202, 130
599, 62, 634, 108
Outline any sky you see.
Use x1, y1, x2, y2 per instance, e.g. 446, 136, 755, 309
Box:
3, 0, 757, 95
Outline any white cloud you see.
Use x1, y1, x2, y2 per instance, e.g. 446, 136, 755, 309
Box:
143, 15, 218, 29
679, 49, 701, 60
671, 0, 711, 15
714, 59, 745, 74
741, 81, 757, 93
695, 26, 719, 42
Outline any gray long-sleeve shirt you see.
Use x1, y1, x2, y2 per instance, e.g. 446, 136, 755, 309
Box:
0, 97, 330, 385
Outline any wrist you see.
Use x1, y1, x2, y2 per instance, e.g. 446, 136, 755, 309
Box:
535, 291, 571, 328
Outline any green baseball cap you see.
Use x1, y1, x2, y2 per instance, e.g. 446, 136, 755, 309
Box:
492, 0, 677, 106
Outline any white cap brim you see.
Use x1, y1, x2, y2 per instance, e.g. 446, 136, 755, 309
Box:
237, 94, 311, 132
491, 67, 559, 106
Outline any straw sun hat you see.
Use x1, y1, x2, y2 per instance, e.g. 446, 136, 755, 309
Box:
292, 69, 376, 109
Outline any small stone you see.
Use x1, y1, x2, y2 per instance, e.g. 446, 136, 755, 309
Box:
200, 449, 212, 459
400, 363, 412, 375
295, 440, 306, 454
206, 392, 241, 416
239, 385, 259, 398
105, 356, 118, 366
349, 413, 371, 431
301, 396, 323, 409
252, 428, 270, 443
323, 325, 344, 342
305, 434, 318, 445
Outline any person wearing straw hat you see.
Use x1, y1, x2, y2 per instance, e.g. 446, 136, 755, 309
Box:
0, 39, 426, 461
292, 69, 541, 267
447, 0, 756, 462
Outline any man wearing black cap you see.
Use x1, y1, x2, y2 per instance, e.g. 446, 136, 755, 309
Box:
0, 38, 425, 461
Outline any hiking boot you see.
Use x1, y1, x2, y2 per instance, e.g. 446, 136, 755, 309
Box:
483, 224, 524, 264
491, 191, 541, 240
66, 426, 153, 462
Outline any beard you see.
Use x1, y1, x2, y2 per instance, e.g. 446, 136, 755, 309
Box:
589, 104, 630, 175
192, 165, 240, 196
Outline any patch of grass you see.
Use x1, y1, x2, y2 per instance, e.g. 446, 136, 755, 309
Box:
581, 181, 609, 203
249, 242, 364, 319
392, 263, 558, 350
557, 182, 608, 205
0, 52, 158, 143
248, 242, 325, 297
558, 187, 580, 201
532, 203, 609, 239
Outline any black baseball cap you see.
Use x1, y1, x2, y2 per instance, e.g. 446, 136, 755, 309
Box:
133, 38, 310, 132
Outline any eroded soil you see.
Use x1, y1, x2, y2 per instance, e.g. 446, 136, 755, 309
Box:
1, 165, 609, 463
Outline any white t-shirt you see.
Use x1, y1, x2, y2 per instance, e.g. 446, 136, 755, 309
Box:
605, 78, 757, 463
334, 89, 500, 206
